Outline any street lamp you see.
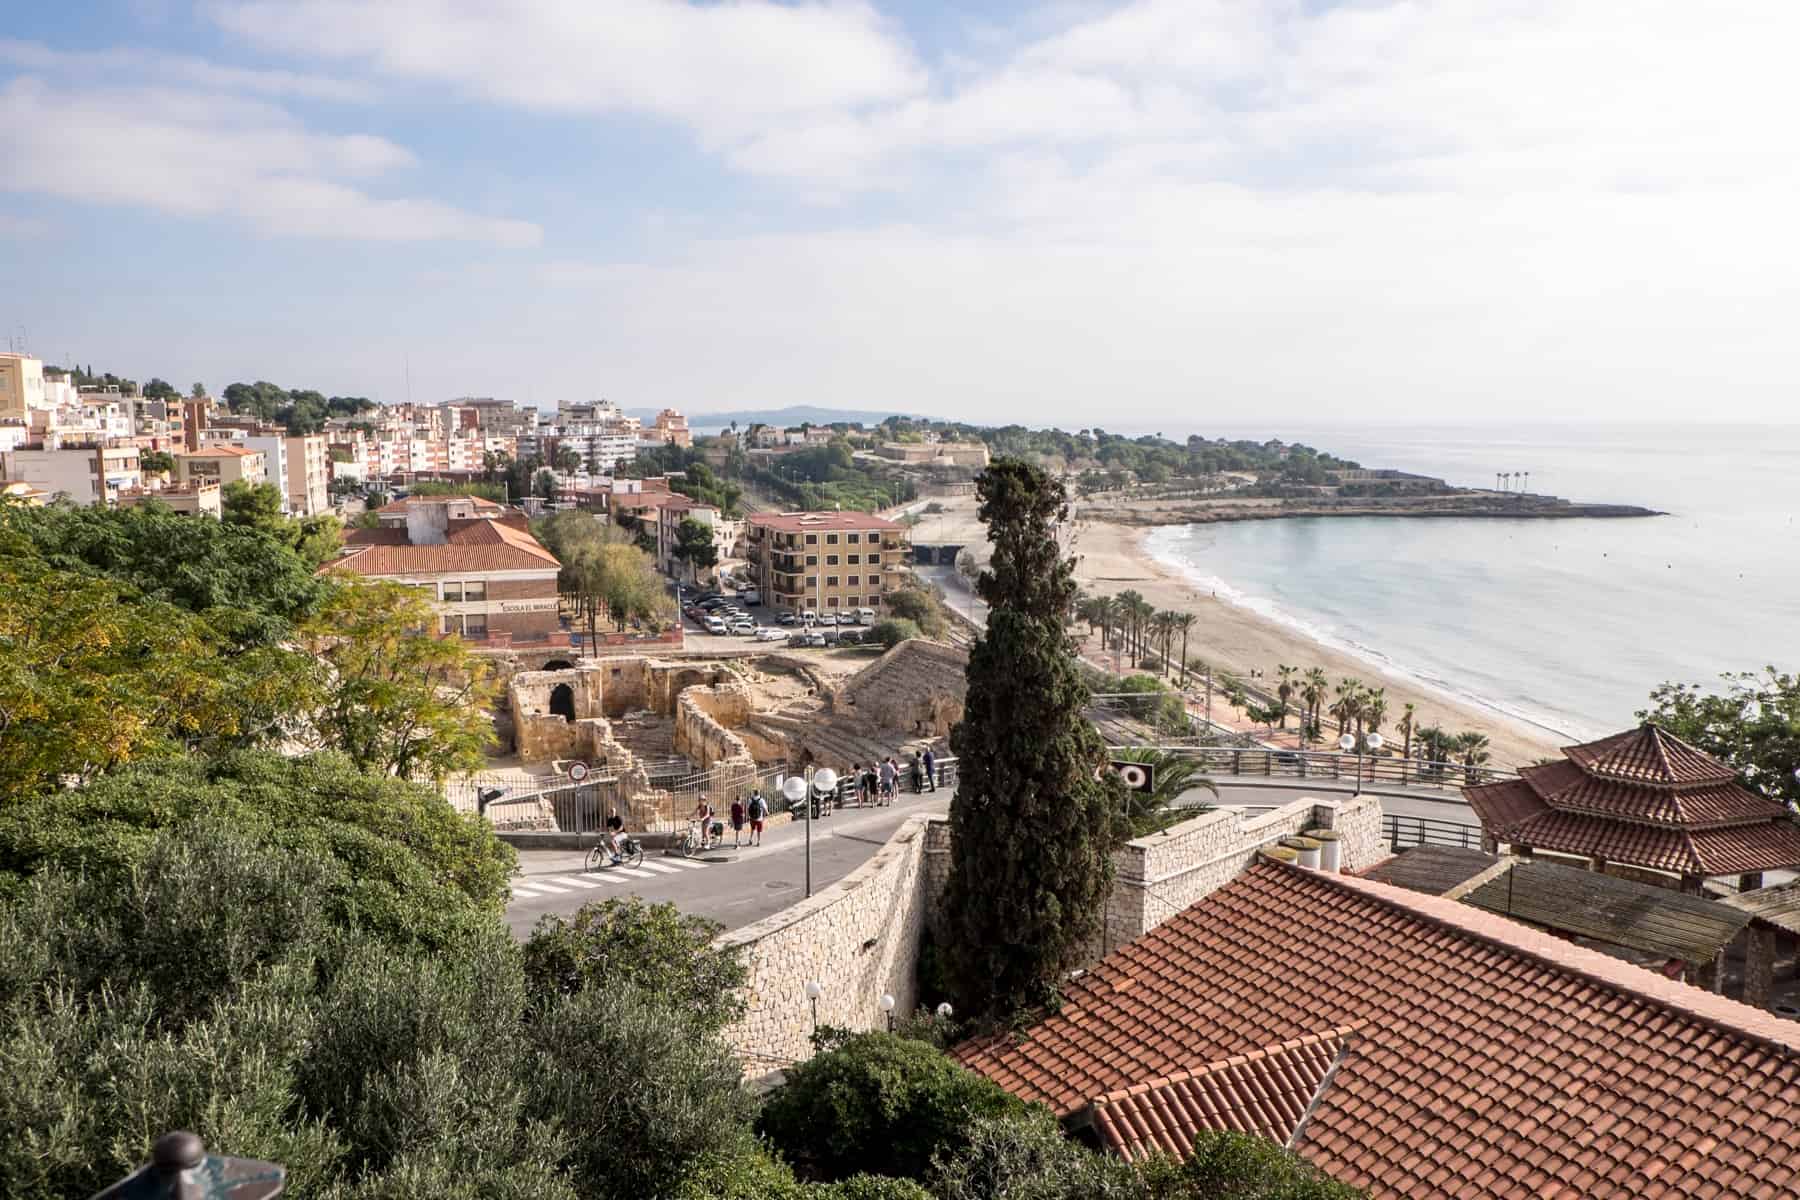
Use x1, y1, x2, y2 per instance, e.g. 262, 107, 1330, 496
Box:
935, 1002, 953, 1021
782, 766, 838, 898
804, 979, 824, 1032
879, 992, 896, 1031
1338, 732, 1360, 794
91, 1131, 285, 1199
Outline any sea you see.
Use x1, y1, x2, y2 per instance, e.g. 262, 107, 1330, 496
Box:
1142, 424, 1800, 743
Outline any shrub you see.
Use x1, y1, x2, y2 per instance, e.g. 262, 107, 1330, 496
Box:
672, 1147, 804, 1200
870, 617, 921, 649
882, 587, 948, 637
521, 896, 746, 1027
757, 1031, 1026, 1182
1175, 1130, 1365, 1199
928, 1113, 1141, 1200
812, 1176, 935, 1200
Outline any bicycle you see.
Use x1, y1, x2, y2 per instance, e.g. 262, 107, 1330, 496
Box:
586, 833, 644, 872
679, 819, 724, 858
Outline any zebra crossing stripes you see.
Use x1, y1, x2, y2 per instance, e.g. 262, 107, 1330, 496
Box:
508, 855, 721, 900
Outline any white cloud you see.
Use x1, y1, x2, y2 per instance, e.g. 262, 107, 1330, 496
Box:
0, 64, 539, 247
211, 0, 925, 143
0, 37, 372, 102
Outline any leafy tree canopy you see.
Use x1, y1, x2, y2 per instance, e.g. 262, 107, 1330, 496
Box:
1640, 668, 1800, 807
522, 897, 745, 1027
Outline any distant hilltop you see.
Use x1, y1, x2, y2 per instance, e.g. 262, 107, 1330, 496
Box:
624, 405, 937, 428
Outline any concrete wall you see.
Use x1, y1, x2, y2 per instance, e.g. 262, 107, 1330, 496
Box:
720, 815, 948, 1073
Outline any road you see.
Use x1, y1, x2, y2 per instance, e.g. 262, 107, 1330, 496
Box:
506, 791, 952, 938
504, 778, 1484, 938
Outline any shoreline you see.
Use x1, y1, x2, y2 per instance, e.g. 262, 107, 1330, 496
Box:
1067, 519, 1570, 771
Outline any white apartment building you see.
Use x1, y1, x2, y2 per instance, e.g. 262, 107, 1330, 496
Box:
284, 434, 330, 516
1, 444, 142, 506
0, 353, 46, 421
242, 434, 291, 504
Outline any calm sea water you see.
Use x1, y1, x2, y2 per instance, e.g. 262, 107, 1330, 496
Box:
1143, 424, 1800, 741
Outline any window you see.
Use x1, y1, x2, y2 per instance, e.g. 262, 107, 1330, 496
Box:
848, 554, 860, 564
441, 615, 457, 634
806, 554, 818, 566
826, 534, 838, 544
826, 554, 839, 565
805, 597, 817, 608
442, 581, 464, 602
806, 533, 818, 545
806, 576, 818, 590
826, 576, 839, 587
848, 596, 860, 606
847, 576, 859, 586
867, 553, 881, 564
827, 596, 839, 607
465, 580, 486, 601
847, 533, 860, 544
869, 595, 881, 606
465, 613, 487, 638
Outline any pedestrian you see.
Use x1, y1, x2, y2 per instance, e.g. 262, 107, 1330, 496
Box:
729, 795, 747, 847
862, 761, 878, 806
922, 746, 937, 792
879, 757, 897, 805
747, 789, 768, 846
909, 750, 923, 793
852, 762, 868, 806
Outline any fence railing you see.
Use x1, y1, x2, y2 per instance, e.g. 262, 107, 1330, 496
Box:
1116, 746, 1515, 792
1382, 813, 1488, 852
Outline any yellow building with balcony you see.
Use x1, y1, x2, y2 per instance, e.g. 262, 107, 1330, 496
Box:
744, 510, 910, 615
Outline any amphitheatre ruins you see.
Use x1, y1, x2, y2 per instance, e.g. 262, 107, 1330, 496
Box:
495, 640, 970, 829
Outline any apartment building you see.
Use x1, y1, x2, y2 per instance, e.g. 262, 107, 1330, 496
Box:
744, 510, 910, 615
242, 434, 290, 502
284, 434, 330, 516
175, 445, 266, 490
651, 408, 692, 448
331, 496, 562, 643
0, 353, 46, 421
653, 494, 741, 581
0, 443, 142, 506
116, 480, 223, 518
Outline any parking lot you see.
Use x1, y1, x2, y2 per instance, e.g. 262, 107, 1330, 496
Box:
678, 586, 881, 652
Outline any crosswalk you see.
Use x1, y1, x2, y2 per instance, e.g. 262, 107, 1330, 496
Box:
508, 854, 716, 901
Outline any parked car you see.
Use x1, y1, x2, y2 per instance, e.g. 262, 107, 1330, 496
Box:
853, 607, 876, 625
704, 618, 727, 634
777, 612, 799, 626
818, 613, 839, 626
731, 620, 757, 636
837, 629, 863, 645
755, 627, 786, 642
738, 587, 761, 605
787, 632, 812, 647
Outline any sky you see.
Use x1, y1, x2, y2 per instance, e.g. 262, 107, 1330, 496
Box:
4, 1, 1799, 428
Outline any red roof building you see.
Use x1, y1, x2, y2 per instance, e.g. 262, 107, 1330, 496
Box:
954, 860, 1800, 1199
1464, 724, 1800, 889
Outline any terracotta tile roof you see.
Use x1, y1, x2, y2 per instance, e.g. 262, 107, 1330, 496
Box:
954, 863, 1800, 1200
343, 526, 411, 546
746, 510, 905, 533
1466, 779, 1800, 875
1564, 725, 1739, 788
1089, 1028, 1357, 1162
376, 494, 503, 514
325, 524, 559, 578
1521, 758, 1786, 827
181, 445, 260, 457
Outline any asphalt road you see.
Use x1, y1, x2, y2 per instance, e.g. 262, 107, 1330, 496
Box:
506, 791, 953, 938
503, 780, 1482, 938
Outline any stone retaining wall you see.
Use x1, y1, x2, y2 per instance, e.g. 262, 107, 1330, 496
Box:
719, 815, 946, 1072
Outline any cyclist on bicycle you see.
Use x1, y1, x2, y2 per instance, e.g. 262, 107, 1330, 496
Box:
604, 814, 626, 864
690, 799, 715, 849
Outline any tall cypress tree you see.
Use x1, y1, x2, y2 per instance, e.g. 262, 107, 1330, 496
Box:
943, 458, 1126, 1022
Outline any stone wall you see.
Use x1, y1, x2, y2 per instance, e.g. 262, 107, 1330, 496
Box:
1095, 794, 1385, 957
832, 640, 969, 738
509, 667, 608, 761
719, 814, 947, 1073
720, 795, 1384, 1075
673, 683, 759, 802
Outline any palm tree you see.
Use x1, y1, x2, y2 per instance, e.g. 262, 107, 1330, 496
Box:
1275, 664, 1297, 730
1154, 611, 1181, 677
1456, 731, 1492, 782
1397, 702, 1416, 782
1329, 678, 1362, 740
1116, 590, 1145, 660
1109, 747, 1220, 836
1363, 687, 1388, 743
1174, 612, 1197, 689
1300, 668, 1328, 745
1093, 595, 1118, 651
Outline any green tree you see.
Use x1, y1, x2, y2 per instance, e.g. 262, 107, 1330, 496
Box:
141, 377, 178, 400
1109, 747, 1218, 836
673, 516, 720, 582
757, 1032, 1026, 1183
1639, 669, 1800, 806
138, 449, 175, 474
298, 580, 497, 781
870, 617, 921, 648
190, 381, 206, 398
942, 459, 1127, 1022
553, 444, 583, 474
522, 897, 745, 1027
534, 467, 559, 501
882, 584, 948, 637
221, 478, 288, 531
539, 512, 671, 645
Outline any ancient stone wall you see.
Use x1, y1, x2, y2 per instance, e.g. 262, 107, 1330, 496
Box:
673, 683, 759, 802
509, 666, 608, 760
719, 815, 944, 1073
832, 640, 969, 738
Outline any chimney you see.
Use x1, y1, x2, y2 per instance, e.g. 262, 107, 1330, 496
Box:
1280, 836, 1322, 870
1304, 828, 1343, 872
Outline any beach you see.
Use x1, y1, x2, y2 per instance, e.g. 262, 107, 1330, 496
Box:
1066, 517, 1565, 769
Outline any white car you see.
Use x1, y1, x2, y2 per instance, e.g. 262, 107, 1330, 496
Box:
755, 627, 786, 642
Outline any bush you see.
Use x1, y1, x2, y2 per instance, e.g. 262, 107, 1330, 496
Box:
882, 587, 948, 637
929, 1113, 1141, 1200
813, 1176, 935, 1200
870, 617, 922, 649
0, 750, 515, 951
521, 896, 746, 1027
1175, 1130, 1365, 1199
757, 1031, 1026, 1182
672, 1147, 804, 1200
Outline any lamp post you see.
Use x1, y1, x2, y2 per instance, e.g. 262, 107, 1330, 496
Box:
879, 992, 896, 1031
782, 766, 838, 899
935, 1002, 953, 1021
1338, 731, 1383, 794
804, 979, 823, 1032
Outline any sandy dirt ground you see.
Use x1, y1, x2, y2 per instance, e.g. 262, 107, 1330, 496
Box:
917, 491, 1564, 770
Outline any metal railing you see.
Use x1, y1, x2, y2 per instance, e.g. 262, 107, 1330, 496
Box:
1116, 746, 1515, 792
1382, 813, 1488, 852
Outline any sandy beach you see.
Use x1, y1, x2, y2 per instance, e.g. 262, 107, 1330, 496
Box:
1063, 516, 1565, 770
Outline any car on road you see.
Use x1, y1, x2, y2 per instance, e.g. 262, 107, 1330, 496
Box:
776, 612, 799, 626
703, 617, 727, 634
755, 627, 786, 642
730, 620, 757, 635
818, 613, 839, 626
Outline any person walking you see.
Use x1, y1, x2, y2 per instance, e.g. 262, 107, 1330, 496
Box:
862, 762, 878, 807
747, 790, 768, 846
879, 757, 897, 805
922, 746, 937, 792
729, 796, 747, 848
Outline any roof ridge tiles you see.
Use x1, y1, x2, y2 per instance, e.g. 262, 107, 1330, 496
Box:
1306, 863, 1800, 1058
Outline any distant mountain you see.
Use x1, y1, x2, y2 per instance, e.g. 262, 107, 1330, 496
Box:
625, 405, 935, 429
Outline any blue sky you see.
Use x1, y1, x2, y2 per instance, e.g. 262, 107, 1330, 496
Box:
4, 1, 1798, 426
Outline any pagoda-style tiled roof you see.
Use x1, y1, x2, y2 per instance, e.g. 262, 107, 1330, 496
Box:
1464, 723, 1800, 877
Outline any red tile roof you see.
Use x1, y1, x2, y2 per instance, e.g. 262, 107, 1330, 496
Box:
181, 445, 261, 457
1090, 1027, 1357, 1162
1463, 723, 1800, 877
326, 520, 558, 577
954, 863, 1800, 1200
376, 494, 503, 514
343, 526, 411, 546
